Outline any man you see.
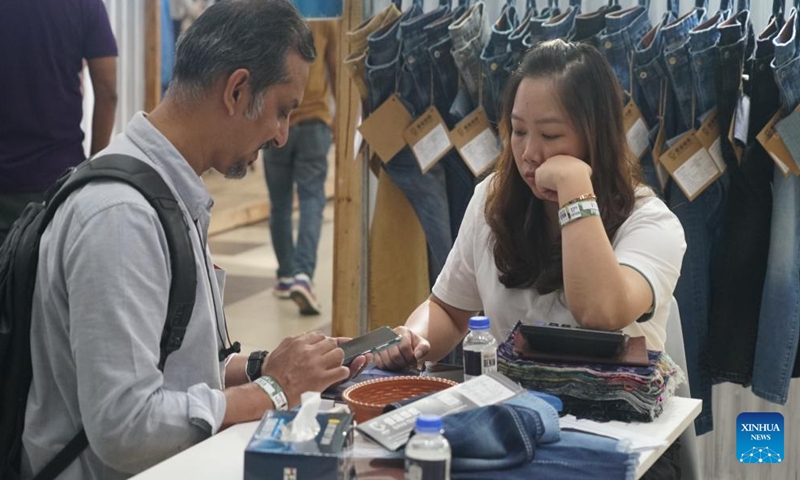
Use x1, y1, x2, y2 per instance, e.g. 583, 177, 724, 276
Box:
0, 0, 118, 246
21, 2, 367, 479
263, 19, 339, 315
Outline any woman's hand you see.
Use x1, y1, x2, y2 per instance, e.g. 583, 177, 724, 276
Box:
534, 155, 593, 203
373, 326, 430, 371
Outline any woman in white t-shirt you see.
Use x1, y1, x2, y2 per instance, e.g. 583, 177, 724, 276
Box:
375, 39, 686, 371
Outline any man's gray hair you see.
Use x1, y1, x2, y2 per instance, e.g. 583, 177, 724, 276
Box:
167, 0, 315, 117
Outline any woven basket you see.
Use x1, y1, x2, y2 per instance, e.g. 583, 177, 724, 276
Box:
342, 376, 458, 423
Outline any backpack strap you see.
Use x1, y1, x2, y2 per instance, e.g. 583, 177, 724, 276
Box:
43, 154, 197, 370
32, 154, 197, 480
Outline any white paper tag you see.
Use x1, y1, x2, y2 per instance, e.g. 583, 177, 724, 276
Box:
672, 148, 720, 199
627, 117, 650, 159
461, 129, 501, 175
734, 94, 751, 145
411, 123, 451, 172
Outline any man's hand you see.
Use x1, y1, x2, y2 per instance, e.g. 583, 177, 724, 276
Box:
261, 332, 350, 408
334, 337, 372, 378
373, 326, 430, 371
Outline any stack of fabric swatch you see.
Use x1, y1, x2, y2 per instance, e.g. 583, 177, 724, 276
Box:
498, 322, 684, 422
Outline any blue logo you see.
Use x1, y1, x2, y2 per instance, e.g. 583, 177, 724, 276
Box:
736, 412, 784, 464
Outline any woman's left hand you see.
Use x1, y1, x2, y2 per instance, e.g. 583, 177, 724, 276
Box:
534, 155, 593, 203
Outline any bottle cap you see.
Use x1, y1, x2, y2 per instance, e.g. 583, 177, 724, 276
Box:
415, 414, 443, 434
468, 316, 490, 331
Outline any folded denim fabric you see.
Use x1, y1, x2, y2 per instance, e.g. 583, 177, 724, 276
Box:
438, 392, 559, 473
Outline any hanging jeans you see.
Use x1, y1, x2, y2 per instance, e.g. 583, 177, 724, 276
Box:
366, 5, 453, 282
541, 3, 580, 41
752, 12, 800, 404
687, 12, 723, 118
449, 2, 488, 111
425, 6, 477, 242
481, 5, 518, 125
707, 11, 766, 388
661, 6, 727, 436
571, 4, 620, 46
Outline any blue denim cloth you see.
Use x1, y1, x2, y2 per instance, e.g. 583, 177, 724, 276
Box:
541, 3, 580, 41
481, 4, 518, 124
443, 392, 637, 480
708, 16, 775, 390
752, 12, 800, 404
450, 2, 488, 109
663, 9, 705, 134
598, 2, 652, 96
634, 14, 673, 130
688, 11, 724, 118
570, 4, 620, 45
365, 5, 454, 282
262, 121, 331, 279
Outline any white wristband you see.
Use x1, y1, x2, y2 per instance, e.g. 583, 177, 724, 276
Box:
254, 375, 288, 411
558, 199, 600, 228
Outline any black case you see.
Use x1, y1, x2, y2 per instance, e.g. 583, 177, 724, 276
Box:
519, 324, 628, 358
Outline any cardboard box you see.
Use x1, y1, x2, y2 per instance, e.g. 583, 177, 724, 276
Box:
244, 411, 355, 480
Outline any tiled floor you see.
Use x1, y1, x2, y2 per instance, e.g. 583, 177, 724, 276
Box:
209, 201, 335, 356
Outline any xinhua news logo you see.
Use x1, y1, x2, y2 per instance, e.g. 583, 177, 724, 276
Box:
736, 412, 784, 464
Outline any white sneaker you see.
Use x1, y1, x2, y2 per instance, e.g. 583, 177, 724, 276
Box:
272, 277, 294, 299
289, 273, 321, 315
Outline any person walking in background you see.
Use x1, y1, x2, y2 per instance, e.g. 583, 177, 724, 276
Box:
0, 0, 118, 246
264, 19, 338, 316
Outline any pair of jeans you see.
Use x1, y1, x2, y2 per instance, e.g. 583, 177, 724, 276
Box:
598, 1, 653, 97
262, 121, 331, 279
571, 3, 620, 46
752, 10, 800, 404
688, 11, 724, 118
344, 4, 402, 103
443, 393, 637, 480
481, 4, 518, 124
366, 5, 454, 283
450, 2, 488, 110
706, 8, 761, 386
663, 8, 706, 134
541, 0, 581, 41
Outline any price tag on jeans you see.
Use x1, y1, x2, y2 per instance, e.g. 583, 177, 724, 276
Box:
659, 130, 723, 201
450, 107, 501, 176
358, 94, 413, 163
695, 108, 726, 174
402, 106, 453, 173
757, 110, 800, 177
623, 100, 650, 160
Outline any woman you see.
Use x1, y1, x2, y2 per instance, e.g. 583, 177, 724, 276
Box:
376, 39, 686, 371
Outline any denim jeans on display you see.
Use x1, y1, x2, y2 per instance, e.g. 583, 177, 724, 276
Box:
366, 5, 454, 282
442, 394, 637, 480
481, 5, 518, 124
634, 14, 673, 136
450, 2, 488, 110
541, 2, 580, 41
598, 2, 652, 98
688, 12, 723, 118
424, 8, 477, 243
507, 8, 535, 74
708, 19, 776, 389
262, 121, 331, 279
571, 4, 620, 46
663, 9, 705, 134
752, 12, 800, 404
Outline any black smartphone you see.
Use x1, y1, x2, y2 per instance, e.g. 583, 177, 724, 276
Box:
520, 324, 628, 358
340, 326, 402, 366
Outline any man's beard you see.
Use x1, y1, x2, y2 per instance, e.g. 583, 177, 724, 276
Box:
224, 157, 248, 179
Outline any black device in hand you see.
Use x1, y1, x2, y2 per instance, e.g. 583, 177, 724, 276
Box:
341, 326, 402, 366
520, 323, 628, 358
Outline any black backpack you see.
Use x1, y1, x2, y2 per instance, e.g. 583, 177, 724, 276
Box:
0, 154, 197, 480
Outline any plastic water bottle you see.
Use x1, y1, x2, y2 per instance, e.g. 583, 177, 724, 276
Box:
405, 415, 451, 480
462, 316, 497, 381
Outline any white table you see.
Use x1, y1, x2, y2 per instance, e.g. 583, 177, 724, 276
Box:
132, 397, 701, 479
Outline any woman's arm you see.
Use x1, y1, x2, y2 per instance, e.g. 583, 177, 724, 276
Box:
537, 155, 653, 330
375, 294, 477, 370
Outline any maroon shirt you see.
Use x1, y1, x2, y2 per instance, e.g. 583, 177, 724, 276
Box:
0, 0, 117, 193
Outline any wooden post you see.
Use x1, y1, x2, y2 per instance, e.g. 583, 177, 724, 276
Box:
145, 0, 161, 112
332, 0, 364, 339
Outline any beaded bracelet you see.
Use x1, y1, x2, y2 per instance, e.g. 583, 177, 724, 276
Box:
254, 375, 288, 411
558, 199, 600, 228
560, 193, 597, 210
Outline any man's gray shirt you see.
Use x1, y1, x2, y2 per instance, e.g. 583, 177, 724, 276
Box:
22, 113, 229, 479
